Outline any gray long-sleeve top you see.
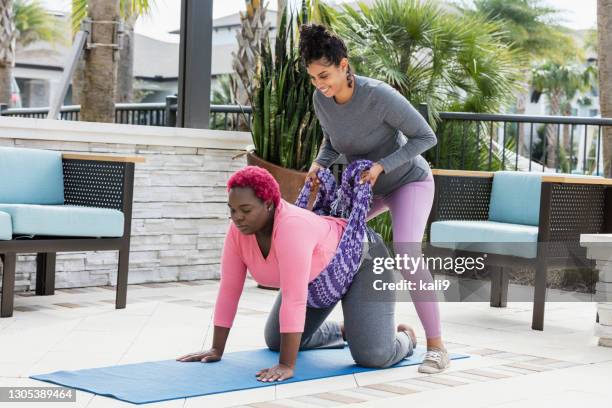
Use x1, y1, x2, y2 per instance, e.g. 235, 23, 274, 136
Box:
313, 75, 437, 197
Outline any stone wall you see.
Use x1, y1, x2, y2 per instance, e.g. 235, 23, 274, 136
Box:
0, 119, 249, 292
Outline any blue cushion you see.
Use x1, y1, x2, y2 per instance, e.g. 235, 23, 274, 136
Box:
488, 171, 604, 226
430, 220, 539, 258
0, 204, 124, 238
0, 146, 64, 205
0, 211, 11, 240
488, 171, 542, 226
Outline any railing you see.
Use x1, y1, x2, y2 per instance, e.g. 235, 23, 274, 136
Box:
0, 96, 253, 131
436, 111, 612, 176
1, 99, 609, 175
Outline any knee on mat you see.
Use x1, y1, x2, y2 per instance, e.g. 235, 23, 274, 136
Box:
264, 332, 281, 351
351, 348, 392, 368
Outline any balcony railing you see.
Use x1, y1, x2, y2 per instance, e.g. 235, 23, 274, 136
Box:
1, 99, 610, 175
437, 111, 612, 176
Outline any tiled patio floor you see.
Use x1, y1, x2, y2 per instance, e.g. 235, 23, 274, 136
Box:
1, 279, 611, 407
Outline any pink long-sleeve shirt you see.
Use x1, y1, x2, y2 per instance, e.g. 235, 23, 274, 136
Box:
213, 199, 347, 333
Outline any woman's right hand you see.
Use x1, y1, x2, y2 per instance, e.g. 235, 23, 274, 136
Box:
306, 162, 323, 186
176, 348, 223, 363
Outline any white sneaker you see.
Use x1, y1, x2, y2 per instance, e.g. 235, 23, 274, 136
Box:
418, 348, 450, 374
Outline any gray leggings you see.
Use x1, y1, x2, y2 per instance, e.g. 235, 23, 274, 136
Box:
264, 233, 414, 368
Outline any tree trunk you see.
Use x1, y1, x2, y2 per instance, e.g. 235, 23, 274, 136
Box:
516, 91, 527, 156
0, 0, 15, 105
545, 93, 561, 169
0, 62, 10, 105
515, 71, 530, 156
80, 0, 120, 123
71, 56, 85, 105
116, 13, 137, 103
233, 0, 269, 106
598, 0, 612, 177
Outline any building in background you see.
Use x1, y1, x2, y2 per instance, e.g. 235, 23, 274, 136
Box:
12, 9, 278, 107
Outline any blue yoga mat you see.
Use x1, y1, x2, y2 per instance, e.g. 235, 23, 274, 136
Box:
31, 346, 469, 405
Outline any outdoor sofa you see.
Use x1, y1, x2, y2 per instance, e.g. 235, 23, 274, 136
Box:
0, 146, 142, 317
426, 169, 612, 330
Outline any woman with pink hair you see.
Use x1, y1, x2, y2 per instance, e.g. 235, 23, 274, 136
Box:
177, 166, 416, 382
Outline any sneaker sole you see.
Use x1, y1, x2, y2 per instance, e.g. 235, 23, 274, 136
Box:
418, 360, 450, 374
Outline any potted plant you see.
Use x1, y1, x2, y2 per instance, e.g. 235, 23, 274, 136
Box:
248, 1, 323, 203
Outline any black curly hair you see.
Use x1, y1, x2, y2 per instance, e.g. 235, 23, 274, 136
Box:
298, 23, 353, 88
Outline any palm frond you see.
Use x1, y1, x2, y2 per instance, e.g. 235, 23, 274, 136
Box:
14, 0, 66, 47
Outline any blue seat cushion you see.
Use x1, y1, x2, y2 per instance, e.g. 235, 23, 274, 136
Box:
0, 204, 124, 238
488, 171, 542, 226
430, 220, 540, 258
0, 147, 64, 205
0, 211, 11, 240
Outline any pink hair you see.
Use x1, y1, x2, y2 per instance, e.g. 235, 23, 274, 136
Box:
227, 166, 281, 206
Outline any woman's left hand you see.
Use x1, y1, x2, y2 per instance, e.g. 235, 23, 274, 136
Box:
360, 163, 385, 186
256, 363, 294, 382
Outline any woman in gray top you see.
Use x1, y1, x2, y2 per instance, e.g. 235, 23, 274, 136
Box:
300, 23, 449, 373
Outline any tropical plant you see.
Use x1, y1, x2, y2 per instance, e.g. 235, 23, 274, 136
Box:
597, 0, 612, 177
70, 0, 151, 34
531, 62, 596, 167
327, 0, 522, 119
77, 0, 120, 122
211, 74, 237, 106
0, 0, 17, 104
305, 0, 335, 27
233, 0, 270, 107
250, 2, 323, 171
584, 28, 598, 54
14, 0, 65, 47
71, 0, 153, 103
427, 120, 511, 171
276, 0, 287, 29
210, 74, 239, 130
367, 212, 393, 242
465, 0, 577, 62
459, 0, 580, 156
1, 0, 63, 105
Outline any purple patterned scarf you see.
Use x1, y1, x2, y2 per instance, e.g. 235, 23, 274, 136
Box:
295, 160, 374, 308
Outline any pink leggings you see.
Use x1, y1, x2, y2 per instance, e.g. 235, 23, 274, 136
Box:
367, 172, 441, 339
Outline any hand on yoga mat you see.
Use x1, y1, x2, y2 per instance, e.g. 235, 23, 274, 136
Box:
175, 348, 222, 363
256, 363, 294, 382
359, 162, 384, 186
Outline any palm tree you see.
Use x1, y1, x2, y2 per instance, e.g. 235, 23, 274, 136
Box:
232, 0, 270, 106
330, 0, 521, 116
14, 0, 65, 47
598, 0, 612, 177
71, 0, 153, 104
115, 1, 152, 102
465, 0, 579, 155
531, 62, 596, 168
78, 0, 120, 122
1, 0, 64, 106
0, 0, 16, 105
469, 0, 577, 61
